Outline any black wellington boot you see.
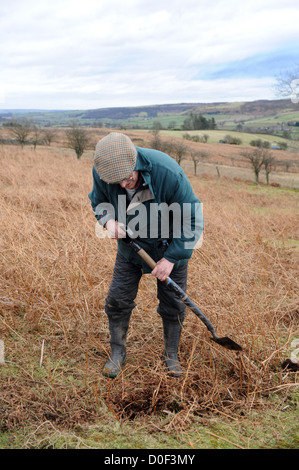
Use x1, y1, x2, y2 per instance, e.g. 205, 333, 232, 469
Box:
162, 318, 183, 378
102, 315, 131, 378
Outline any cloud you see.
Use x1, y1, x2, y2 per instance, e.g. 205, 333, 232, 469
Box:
1, 0, 299, 109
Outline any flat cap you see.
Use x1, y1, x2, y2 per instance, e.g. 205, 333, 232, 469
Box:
94, 132, 137, 183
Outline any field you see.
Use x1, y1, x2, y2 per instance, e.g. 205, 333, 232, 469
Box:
159, 129, 299, 150
0, 139, 298, 449
3, 124, 299, 185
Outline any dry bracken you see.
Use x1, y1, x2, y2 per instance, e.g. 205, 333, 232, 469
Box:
0, 142, 298, 433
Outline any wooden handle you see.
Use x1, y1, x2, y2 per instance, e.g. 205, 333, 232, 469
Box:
137, 248, 157, 270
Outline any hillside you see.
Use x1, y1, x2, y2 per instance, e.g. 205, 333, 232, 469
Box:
0, 143, 298, 448
1, 99, 299, 131
0, 124, 298, 189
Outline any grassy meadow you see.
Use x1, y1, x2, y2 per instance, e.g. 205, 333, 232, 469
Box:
161, 129, 286, 146
0, 141, 298, 449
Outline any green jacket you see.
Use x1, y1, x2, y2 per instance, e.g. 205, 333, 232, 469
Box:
88, 147, 203, 273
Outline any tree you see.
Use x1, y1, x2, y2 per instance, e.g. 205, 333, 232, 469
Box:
182, 113, 216, 131
283, 130, 291, 139
152, 120, 163, 131
171, 140, 187, 166
250, 139, 270, 148
9, 119, 32, 148
190, 150, 208, 175
263, 155, 276, 185
150, 128, 162, 150
43, 129, 55, 146
278, 142, 288, 150
65, 122, 90, 159
274, 65, 299, 102
242, 148, 269, 184
225, 134, 242, 145
167, 121, 177, 130
284, 161, 292, 172
31, 125, 42, 151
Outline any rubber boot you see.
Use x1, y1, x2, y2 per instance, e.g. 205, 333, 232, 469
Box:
102, 315, 130, 378
162, 318, 183, 378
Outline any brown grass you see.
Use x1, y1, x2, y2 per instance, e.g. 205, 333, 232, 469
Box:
0, 143, 298, 435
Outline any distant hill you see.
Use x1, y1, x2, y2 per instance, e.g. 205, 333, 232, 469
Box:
0, 99, 298, 130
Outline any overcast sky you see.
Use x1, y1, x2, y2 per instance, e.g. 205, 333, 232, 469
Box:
1, 0, 299, 110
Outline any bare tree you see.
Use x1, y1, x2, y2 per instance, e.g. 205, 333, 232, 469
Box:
274, 65, 299, 101
43, 129, 55, 146
65, 122, 90, 159
284, 161, 292, 172
242, 148, 269, 184
172, 140, 187, 166
190, 150, 208, 175
162, 140, 174, 155
9, 119, 32, 148
263, 155, 276, 185
32, 125, 42, 151
150, 128, 162, 150
149, 129, 175, 155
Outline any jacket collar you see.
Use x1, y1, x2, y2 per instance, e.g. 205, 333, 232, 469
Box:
134, 148, 155, 196
134, 148, 152, 172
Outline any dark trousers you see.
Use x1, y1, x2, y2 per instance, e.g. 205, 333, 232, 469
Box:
105, 252, 188, 323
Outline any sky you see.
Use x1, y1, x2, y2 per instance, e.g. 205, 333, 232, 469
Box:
0, 0, 299, 110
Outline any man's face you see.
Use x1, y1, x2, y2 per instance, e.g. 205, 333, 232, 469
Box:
119, 171, 139, 189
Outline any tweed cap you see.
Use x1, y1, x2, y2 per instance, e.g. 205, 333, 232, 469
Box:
94, 132, 137, 183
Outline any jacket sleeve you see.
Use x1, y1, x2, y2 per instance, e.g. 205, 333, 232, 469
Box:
162, 171, 203, 264
88, 166, 115, 226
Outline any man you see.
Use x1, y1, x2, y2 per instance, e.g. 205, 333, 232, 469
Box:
89, 132, 203, 378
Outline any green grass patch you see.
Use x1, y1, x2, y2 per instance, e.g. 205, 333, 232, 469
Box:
160, 129, 294, 147
247, 182, 299, 194
2, 392, 298, 449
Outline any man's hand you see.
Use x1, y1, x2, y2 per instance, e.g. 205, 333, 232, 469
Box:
151, 258, 174, 282
105, 219, 126, 239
